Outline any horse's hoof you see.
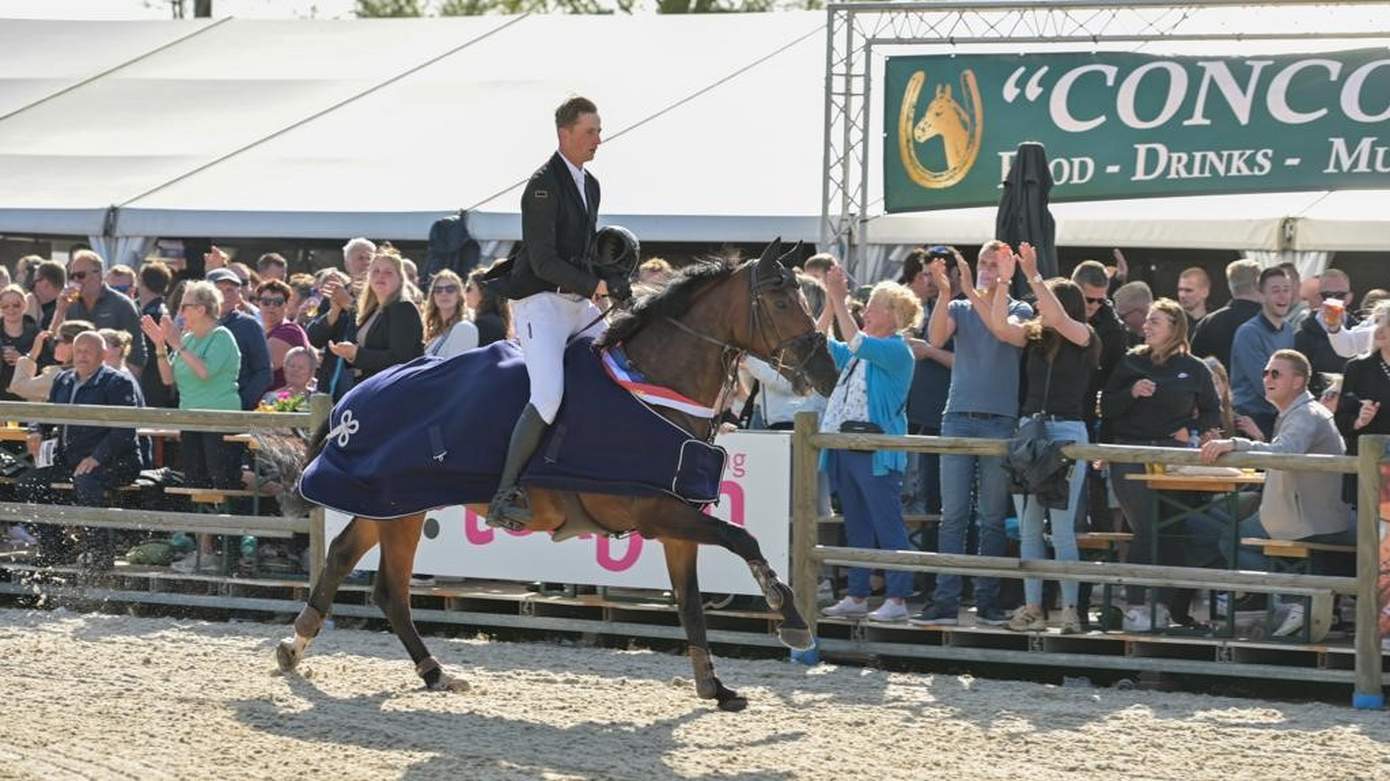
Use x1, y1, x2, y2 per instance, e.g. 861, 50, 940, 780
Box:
275, 640, 301, 672
777, 625, 815, 652
716, 692, 748, 712
426, 673, 470, 693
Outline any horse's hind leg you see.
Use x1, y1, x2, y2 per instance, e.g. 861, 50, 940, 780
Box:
375, 512, 468, 692
638, 499, 812, 652
277, 516, 380, 672
662, 539, 746, 712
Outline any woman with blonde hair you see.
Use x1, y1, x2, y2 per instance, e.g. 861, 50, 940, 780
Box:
422, 269, 478, 358
818, 267, 922, 623
326, 252, 422, 382
0, 284, 40, 401
1101, 297, 1223, 632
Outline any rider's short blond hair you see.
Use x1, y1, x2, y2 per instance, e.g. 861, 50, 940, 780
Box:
870, 281, 924, 333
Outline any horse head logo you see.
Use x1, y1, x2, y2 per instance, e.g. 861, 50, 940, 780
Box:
898, 69, 984, 189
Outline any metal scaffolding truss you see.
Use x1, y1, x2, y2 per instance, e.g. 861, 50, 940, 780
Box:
821, 0, 1390, 277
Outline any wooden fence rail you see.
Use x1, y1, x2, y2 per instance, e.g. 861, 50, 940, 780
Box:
793, 411, 1388, 709
0, 394, 332, 582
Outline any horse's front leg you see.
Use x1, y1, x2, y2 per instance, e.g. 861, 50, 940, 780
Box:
637, 498, 813, 652
277, 516, 380, 673
662, 539, 746, 712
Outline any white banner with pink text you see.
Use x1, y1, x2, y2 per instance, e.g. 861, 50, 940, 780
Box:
324, 431, 791, 594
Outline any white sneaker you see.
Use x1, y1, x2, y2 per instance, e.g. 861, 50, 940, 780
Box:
867, 599, 909, 622
816, 578, 836, 607
822, 596, 869, 618
1122, 604, 1171, 632
6, 524, 36, 546
1273, 602, 1306, 638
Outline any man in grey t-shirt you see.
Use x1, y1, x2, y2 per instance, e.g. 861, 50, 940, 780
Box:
912, 241, 1032, 627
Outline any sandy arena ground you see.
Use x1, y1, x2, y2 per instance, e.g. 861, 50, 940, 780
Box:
1, 608, 1388, 780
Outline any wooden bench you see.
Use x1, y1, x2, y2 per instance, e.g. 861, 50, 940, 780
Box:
163, 486, 260, 503
1074, 532, 1134, 631
1239, 537, 1353, 643
49, 482, 143, 493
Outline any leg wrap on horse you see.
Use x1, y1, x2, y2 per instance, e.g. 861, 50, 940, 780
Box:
293, 605, 325, 638
416, 656, 442, 680
749, 561, 784, 611
690, 646, 719, 699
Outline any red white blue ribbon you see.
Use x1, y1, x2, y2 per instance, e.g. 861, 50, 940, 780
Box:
601, 346, 716, 419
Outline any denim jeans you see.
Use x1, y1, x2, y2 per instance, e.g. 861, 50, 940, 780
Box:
1219, 513, 1358, 573
1012, 419, 1088, 607
904, 425, 942, 515
933, 412, 1016, 611
825, 451, 913, 599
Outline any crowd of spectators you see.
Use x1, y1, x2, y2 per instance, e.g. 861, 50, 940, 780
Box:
0, 238, 515, 573
0, 234, 1382, 646
788, 243, 1373, 640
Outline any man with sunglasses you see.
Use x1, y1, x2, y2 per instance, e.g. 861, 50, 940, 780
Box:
1295, 269, 1357, 374
1200, 348, 1352, 638
59, 250, 147, 376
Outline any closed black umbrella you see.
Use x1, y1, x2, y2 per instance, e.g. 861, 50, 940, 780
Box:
995, 142, 1058, 298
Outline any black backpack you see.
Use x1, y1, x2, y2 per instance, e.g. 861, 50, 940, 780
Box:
423, 211, 481, 287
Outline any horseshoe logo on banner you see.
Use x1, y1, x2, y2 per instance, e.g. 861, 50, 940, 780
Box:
898, 69, 984, 189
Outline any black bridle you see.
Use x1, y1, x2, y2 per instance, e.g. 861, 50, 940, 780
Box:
663, 258, 825, 424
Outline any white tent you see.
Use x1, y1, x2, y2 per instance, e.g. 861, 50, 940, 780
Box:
0, 13, 1386, 253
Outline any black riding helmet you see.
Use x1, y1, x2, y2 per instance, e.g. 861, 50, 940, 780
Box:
592, 225, 640, 277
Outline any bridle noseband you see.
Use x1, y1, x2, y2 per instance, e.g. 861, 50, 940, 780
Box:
662, 259, 825, 424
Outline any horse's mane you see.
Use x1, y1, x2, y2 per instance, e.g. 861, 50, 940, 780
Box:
596, 255, 741, 348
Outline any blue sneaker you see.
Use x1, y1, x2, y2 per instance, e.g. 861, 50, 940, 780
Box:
975, 606, 1009, 626
909, 603, 959, 626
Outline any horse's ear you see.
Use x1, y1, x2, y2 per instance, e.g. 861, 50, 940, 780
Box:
758, 238, 783, 266
777, 240, 803, 268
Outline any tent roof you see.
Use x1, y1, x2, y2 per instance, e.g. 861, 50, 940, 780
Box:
0, 11, 1386, 252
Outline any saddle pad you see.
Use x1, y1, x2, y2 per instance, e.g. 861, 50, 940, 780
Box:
299, 338, 725, 519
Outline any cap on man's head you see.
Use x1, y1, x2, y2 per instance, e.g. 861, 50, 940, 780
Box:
206, 268, 240, 286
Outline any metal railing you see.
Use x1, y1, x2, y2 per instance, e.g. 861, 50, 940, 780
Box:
790, 411, 1387, 707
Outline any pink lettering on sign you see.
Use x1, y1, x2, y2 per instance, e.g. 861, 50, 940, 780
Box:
463, 509, 492, 545
729, 451, 747, 479
703, 480, 746, 527
596, 534, 643, 571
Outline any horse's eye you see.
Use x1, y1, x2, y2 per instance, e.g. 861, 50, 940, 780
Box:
775, 299, 788, 310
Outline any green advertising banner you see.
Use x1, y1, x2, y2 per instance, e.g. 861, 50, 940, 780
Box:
884, 48, 1390, 212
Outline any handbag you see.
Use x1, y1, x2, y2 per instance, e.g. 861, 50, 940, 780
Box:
836, 359, 905, 435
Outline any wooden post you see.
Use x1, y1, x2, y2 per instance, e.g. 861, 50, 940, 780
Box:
1354, 434, 1386, 708
307, 393, 332, 590
791, 411, 820, 657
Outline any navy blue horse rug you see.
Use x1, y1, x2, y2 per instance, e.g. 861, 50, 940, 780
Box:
299, 338, 726, 520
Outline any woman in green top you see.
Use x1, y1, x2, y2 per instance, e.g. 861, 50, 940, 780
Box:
142, 280, 243, 489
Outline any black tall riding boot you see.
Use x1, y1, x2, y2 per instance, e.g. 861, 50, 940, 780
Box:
487, 403, 550, 529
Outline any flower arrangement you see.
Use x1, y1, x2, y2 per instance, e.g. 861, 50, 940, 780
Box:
257, 389, 308, 413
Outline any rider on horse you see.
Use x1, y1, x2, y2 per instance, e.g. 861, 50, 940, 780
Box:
485, 95, 636, 530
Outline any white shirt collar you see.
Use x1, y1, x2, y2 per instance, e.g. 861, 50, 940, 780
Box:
559, 151, 586, 206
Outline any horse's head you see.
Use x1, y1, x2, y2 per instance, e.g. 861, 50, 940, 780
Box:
913, 83, 964, 144
733, 239, 838, 399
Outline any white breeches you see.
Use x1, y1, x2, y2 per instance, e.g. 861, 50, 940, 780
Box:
512, 292, 607, 423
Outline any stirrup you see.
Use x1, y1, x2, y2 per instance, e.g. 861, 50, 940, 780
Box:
486, 486, 531, 530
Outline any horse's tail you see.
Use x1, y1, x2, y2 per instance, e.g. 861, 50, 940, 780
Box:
265, 416, 331, 518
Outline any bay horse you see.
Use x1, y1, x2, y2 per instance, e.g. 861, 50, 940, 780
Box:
276, 239, 839, 712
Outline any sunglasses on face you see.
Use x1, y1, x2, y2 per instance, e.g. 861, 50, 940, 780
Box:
1262, 368, 1283, 379
433, 285, 459, 294
1320, 291, 1350, 300
257, 297, 286, 306
1085, 296, 1107, 306
69, 271, 89, 280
